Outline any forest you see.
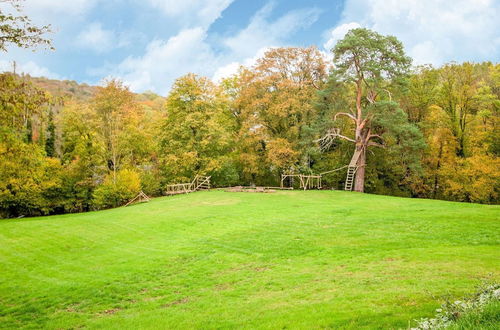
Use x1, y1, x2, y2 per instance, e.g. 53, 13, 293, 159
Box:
0, 28, 499, 218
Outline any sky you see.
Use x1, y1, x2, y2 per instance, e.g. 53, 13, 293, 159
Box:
1, 0, 499, 95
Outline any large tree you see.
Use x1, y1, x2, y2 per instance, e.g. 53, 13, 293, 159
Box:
159, 74, 236, 185
92, 80, 147, 182
319, 28, 420, 192
235, 47, 328, 182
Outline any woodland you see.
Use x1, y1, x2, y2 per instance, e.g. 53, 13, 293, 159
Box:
0, 2, 499, 218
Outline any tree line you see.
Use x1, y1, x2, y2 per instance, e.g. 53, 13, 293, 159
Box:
0, 28, 498, 218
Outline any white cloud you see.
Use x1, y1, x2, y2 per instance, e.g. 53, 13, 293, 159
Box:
325, 0, 500, 65
212, 47, 270, 82
0, 60, 61, 79
146, 0, 234, 27
224, 4, 321, 58
109, 28, 216, 93
75, 22, 117, 53
323, 22, 361, 50
103, 4, 322, 94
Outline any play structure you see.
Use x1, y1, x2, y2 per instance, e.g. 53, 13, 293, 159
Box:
281, 149, 362, 191
165, 175, 211, 195
125, 191, 151, 206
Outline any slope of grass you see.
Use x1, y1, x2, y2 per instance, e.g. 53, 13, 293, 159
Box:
0, 190, 498, 329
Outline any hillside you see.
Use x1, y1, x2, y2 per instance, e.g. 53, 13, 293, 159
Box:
0, 191, 498, 328
29, 76, 98, 101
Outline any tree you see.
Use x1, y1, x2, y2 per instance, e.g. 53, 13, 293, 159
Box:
234, 47, 328, 183
0, 0, 53, 52
318, 28, 420, 192
437, 63, 479, 157
400, 65, 439, 123
58, 101, 104, 212
159, 74, 236, 185
0, 72, 51, 136
0, 128, 61, 217
92, 80, 142, 182
45, 109, 55, 157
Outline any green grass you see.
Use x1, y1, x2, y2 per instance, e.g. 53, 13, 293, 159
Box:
0, 190, 499, 329
449, 300, 500, 329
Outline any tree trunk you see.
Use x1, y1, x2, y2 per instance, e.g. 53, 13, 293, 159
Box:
353, 147, 366, 192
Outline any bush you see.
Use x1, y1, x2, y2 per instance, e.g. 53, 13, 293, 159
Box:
412, 283, 500, 329
93, 169, 141, 209
0, 130, 63, 218
139, 168, 162, 196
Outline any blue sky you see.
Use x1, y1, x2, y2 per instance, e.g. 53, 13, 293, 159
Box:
1, 0, 499, 95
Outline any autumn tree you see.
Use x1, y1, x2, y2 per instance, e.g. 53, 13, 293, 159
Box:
400, 65, 439, 123
437, 63, 479, 157
159, 74, 237, 185
92, 80, 146, 182
319, 28, 423, 192
0, 0, 53, 51
235, 47, 328, 182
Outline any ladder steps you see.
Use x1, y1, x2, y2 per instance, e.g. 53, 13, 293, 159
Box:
344, 165, 357, 191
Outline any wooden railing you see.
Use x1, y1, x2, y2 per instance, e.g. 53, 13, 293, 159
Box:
165, 175, 211, 195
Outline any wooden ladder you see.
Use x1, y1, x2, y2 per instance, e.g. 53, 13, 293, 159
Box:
344, 166, 356, 191
345, 149, 362, 191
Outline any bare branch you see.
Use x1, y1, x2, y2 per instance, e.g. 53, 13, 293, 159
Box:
316, 127, 355, 151
334, 112, 357, 122
383, 89, 392, 102
366, 90, 377, 103
368, 134, 382, 140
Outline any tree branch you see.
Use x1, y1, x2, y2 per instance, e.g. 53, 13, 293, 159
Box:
316, 128, 355, 151
367, 141, 385, 148
334, 112, 357, 123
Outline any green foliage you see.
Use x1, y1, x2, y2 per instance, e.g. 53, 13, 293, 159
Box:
412, 283, 500, 329
139, 168, 162, 197
0, 72, 52, 135
0, 128, 62, 217
332, 28, 412, 85
44, 109, 56, 157
0, 0, 53, 52
159, 74, 235, 184
93, 169, 141, 209
0, 31, 499, 218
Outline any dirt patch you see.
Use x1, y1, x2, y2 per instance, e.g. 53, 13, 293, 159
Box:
98, 308, 121, 315
163, 297, 189, 308
254, 266, 270, 272
225, 186, 277, 193
214, 283, 232, 291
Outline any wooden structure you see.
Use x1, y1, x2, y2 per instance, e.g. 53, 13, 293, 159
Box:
165, 175, 211, 195
280, 174, 322, 190
280, 153, 362, 191
125, 191, 151, 206
344, 149, 362, 191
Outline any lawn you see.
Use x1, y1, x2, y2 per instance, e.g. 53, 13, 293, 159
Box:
0, 190, 499, 329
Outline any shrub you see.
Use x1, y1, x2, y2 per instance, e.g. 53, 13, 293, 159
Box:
412, 283, 500, 329
139, 168, 162, 196
93, 169, 141, 209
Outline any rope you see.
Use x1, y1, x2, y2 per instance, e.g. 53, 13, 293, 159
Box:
319, 165, 349, 176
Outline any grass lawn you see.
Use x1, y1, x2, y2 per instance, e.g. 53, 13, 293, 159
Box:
0, 190, 499, 329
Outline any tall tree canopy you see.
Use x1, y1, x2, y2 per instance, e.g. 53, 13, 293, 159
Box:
159, 74, 237, 185
319, 28, 423, 192
235, 47, 328, 183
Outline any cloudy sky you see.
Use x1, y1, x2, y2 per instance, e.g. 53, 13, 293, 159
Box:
1, 0, 499, 95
